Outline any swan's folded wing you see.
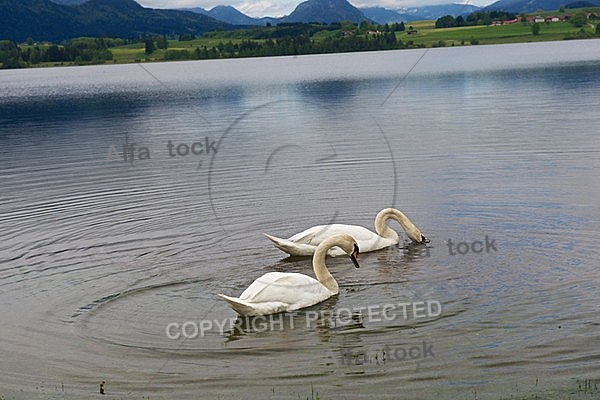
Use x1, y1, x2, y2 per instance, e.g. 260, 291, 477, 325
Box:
238, 272, 331, 308
286, 225, 329, 244
266, 224, 389, 256
263, 233, 318, 256
289, 224, 376, 244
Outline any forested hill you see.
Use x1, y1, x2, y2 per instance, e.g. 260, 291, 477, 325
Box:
485, 0, 600, 12
0, 0, 228, 42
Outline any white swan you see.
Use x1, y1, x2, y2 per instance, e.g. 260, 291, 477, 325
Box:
219, 234, 360, 316
263, 208, 429, 257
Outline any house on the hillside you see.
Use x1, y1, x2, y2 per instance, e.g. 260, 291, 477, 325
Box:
523, 14, 569, 23
546, 16, 561, 22
491, 18, 518, 25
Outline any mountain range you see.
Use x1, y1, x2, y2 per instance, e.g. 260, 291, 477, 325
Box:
0, 0, 227, 42
2, 0, 598, 43
2, 0, 483, 42
185, 0, 367, 25
362, 4, 481, 23
174, 0, 599, 26
183, 0, 367, 25
185, 1, 483, 25
184, 5, 278, 26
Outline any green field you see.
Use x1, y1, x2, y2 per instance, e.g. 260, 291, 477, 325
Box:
394, 20, 597, 47
109, 37, 254, 64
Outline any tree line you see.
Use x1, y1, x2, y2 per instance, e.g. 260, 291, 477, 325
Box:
3, 22, 415, 68
162, 33, 408, 60
435, 9, 599, 28
157, 22, 414, 61
435, 11, 517, 28
0, 38, 116, 68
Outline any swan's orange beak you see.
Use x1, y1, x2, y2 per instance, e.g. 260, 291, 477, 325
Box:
350, 244, 360, 269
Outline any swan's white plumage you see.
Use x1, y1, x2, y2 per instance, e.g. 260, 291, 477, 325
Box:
220, 272, 332, 316
264, 224, 394, 257
264, 208, 428, 257
219, 234, 359, 316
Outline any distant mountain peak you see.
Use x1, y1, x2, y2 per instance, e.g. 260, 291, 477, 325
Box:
206, 4, 258, 24
284, 0, 367, 23
210, 4, 237, 11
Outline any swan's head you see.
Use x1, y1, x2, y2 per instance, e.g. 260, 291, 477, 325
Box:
377, 208, 429, 244
318, 234, 360, 269
392, 214, 429, 244
409, 231, 430, 244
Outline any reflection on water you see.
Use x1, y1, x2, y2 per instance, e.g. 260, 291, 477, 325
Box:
1, 40, 600, 399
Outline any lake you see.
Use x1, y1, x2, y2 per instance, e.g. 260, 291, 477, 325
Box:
1, 39, 600, 399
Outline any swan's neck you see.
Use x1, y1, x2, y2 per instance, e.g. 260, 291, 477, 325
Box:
313, 242, 339, 294
374, 208, 418, 241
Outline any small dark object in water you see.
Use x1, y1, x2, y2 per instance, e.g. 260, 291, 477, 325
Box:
99, 381, 105, 395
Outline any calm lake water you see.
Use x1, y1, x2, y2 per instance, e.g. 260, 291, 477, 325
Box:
1, 40, 600, 399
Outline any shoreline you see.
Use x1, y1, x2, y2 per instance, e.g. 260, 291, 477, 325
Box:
3, 16, 599, 70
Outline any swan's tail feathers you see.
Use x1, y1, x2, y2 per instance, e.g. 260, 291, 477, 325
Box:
218, 294, 288, 316
263, 233, 288, 248
262, 233, 316, 257
219, 294, 258, 316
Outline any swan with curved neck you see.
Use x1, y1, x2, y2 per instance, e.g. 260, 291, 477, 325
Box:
264, 208, 429, 257
219, 234, 360, 316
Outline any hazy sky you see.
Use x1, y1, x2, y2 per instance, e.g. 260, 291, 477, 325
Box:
136, 0, 494, 18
